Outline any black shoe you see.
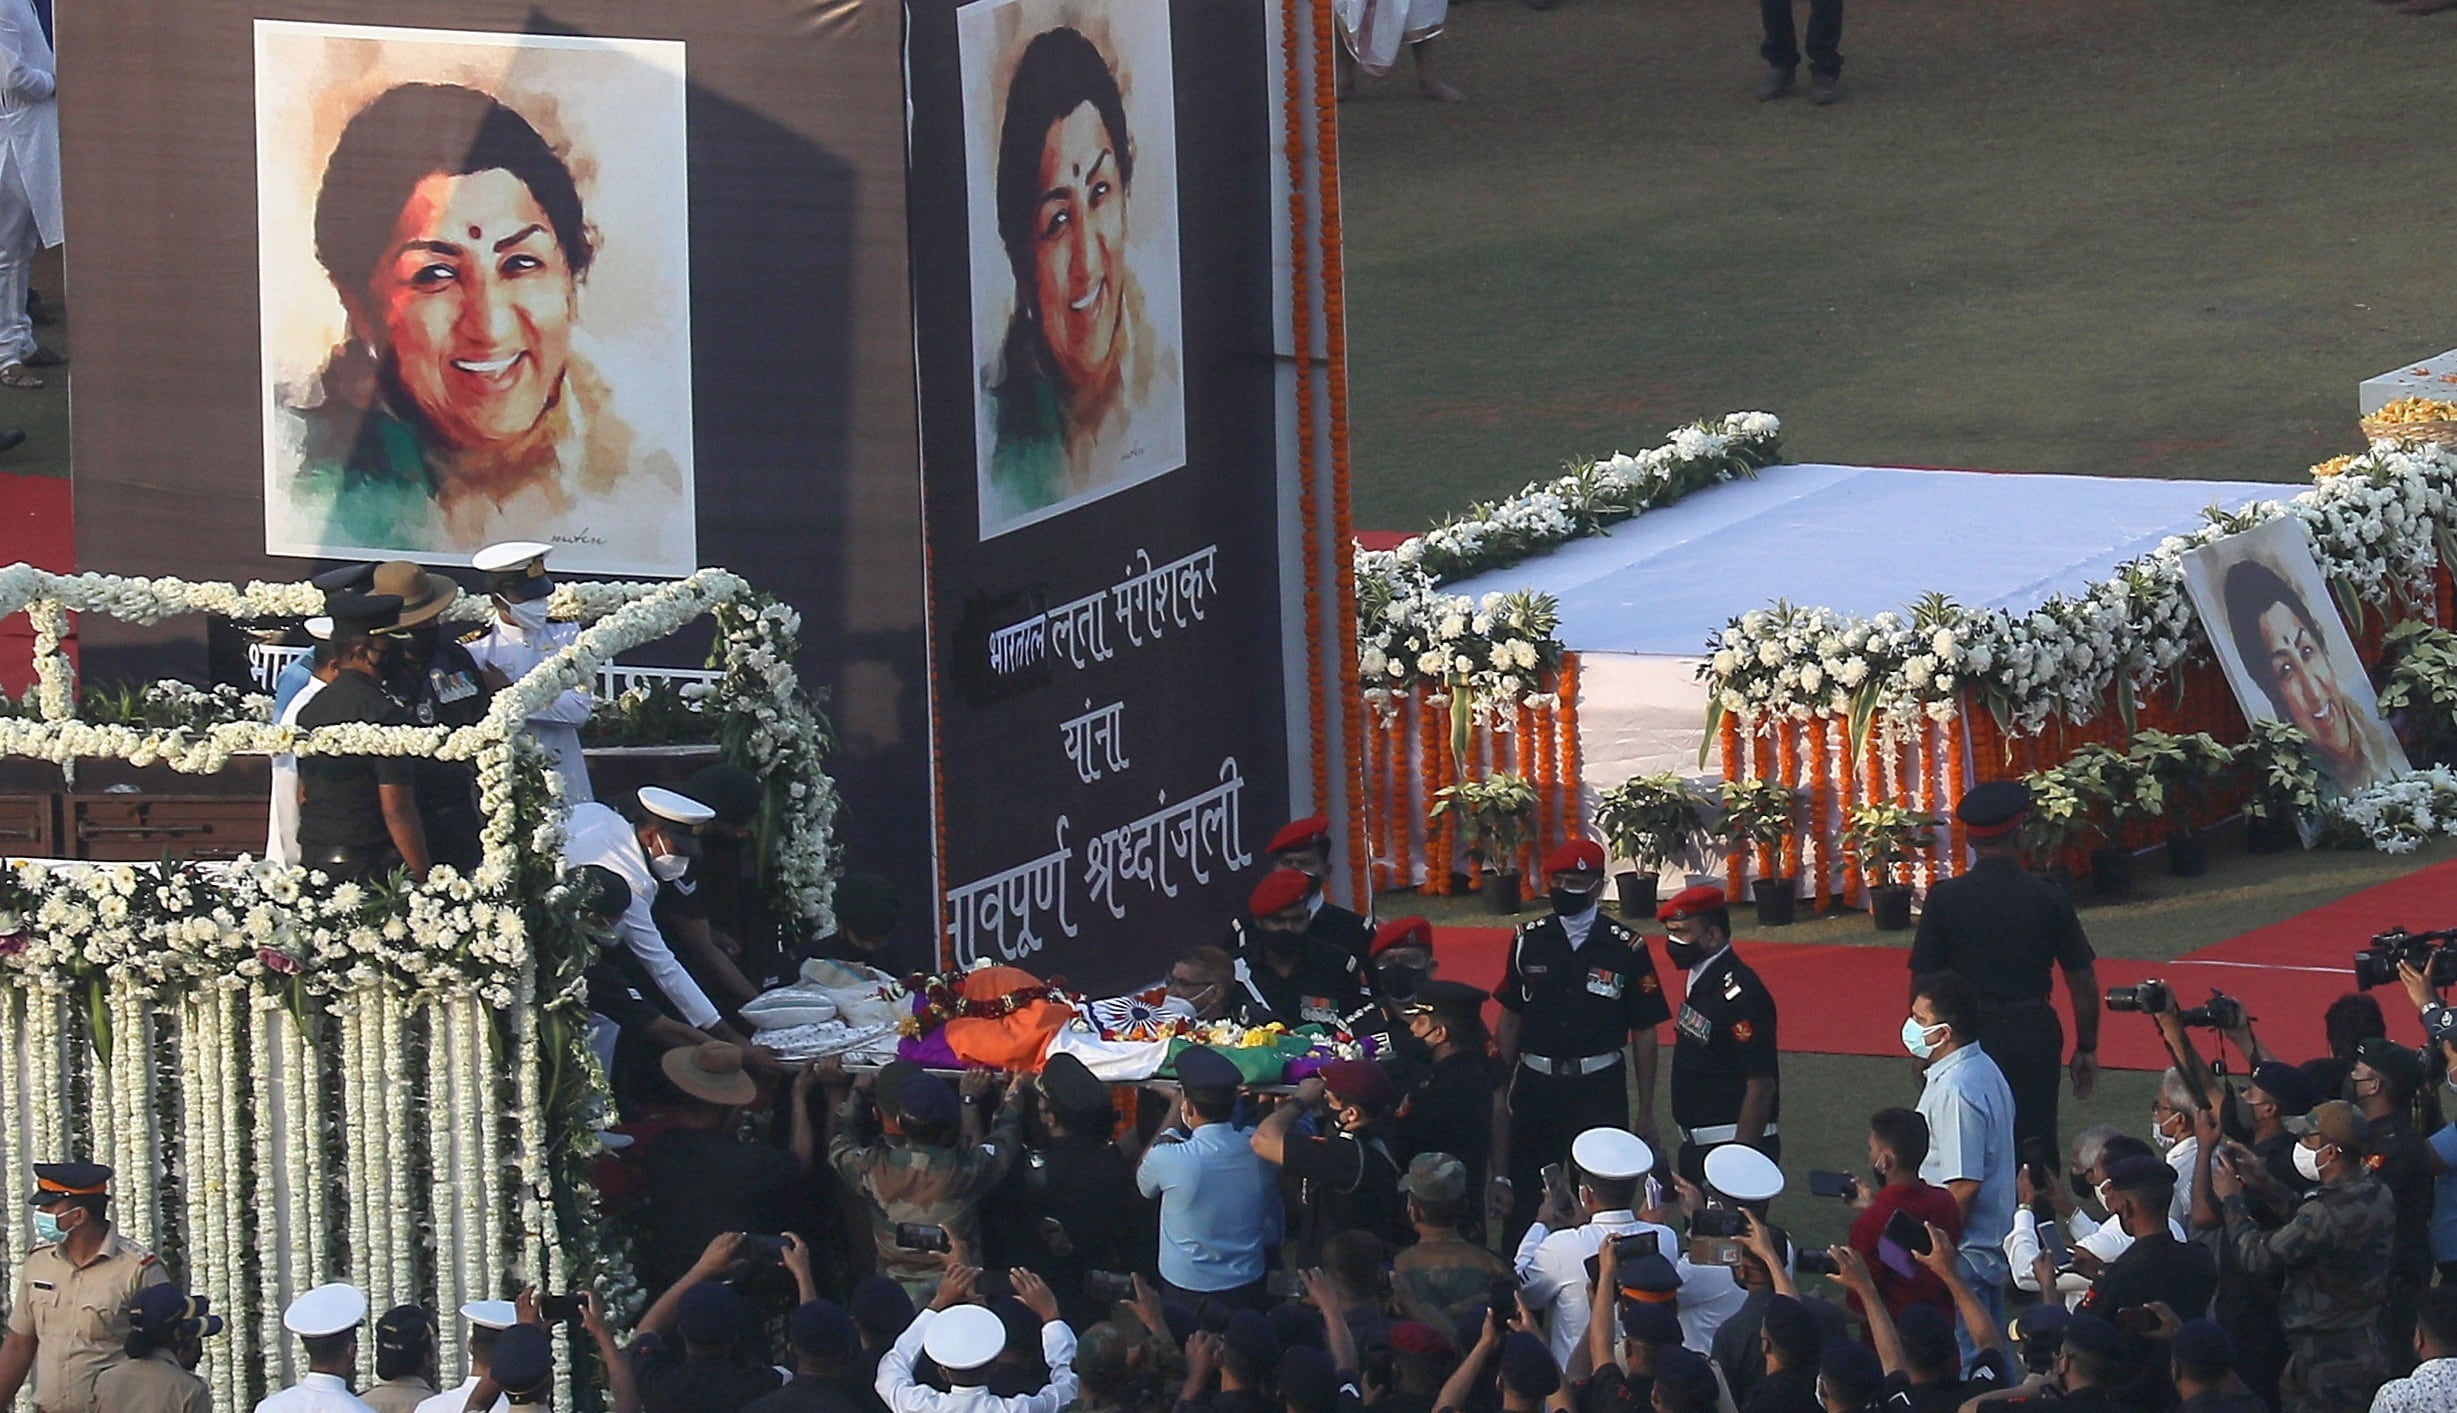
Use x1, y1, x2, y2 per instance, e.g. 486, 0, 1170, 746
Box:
1756, 66, 1796, 101
1811, 72, 1841, 105
0, 428, 27, 454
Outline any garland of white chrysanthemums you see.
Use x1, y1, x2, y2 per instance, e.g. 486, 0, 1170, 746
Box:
0, 563, 841, 1410
1353, 413, 1784, 712
1702, 439, 2457, 736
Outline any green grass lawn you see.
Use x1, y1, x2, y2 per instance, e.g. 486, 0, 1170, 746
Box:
1337, 0, 2457, 532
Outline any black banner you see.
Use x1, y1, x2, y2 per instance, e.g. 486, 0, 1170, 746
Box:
905, 0, 1291, 992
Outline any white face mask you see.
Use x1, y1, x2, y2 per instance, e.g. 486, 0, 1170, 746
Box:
2149, 1116, 2178, 1153
1901, 1016, 1946, 1060
31, 1209, 67, 1246
648, 852, 692, 883
505, 599, 554, 637
2292, 1141, 2327, 1182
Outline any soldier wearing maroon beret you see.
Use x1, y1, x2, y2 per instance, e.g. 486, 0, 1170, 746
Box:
1490, 838, 1670, 1239
1267, 815, 1379, 968
1223, 867, 1373, 1030
1656, 885, 1782, 1186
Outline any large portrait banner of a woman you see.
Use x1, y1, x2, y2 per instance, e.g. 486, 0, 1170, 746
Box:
2179, 516, 2411, 798
958, 0, 1187, 540
254, 20, 696, 577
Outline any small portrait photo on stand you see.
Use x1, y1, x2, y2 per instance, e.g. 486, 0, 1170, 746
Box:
2180, 515, 2410, 798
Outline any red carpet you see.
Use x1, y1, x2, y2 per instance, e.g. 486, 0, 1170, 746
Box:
1431, 883, 2454, 1073
1, 470, 73, 697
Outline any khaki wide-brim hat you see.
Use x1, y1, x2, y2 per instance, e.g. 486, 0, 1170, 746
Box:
662, 1041, 757, 1107
369, 560, 461, 628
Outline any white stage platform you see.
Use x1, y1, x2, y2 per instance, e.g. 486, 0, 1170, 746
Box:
1445, 463, 2282, 790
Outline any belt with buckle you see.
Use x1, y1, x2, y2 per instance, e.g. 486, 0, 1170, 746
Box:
1680, 1122, 1781, 1145
1520, 1051, 1622, 1077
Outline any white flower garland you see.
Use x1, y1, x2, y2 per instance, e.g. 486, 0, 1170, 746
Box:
1704, 440, 2457, 736
1352, 413, 1782, 708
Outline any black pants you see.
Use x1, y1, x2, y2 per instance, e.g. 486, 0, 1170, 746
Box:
1760, 0, 1843, 77
1978, 1001, 2064, 1159
299, 842, 404, 884
1505, 1064, 1628, 1240
1161, 1275, 1271, 1326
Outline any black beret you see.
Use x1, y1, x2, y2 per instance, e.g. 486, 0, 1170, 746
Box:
1279, 1347, 1343, 1413
2104, 1154, 2177, 1193
2171, 1318, 2236, 1371
685, 763, 765, 825
1499, 1333, 1560, 1398
2062, 1313, 2125, 1364
1402, 979, 1489, 1022
309, 563, 376, 594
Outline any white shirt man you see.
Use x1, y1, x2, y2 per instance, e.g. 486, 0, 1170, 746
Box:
0, 0, 58, 376
1514, 1128, 1684, 1365
560, 799, 722, 1031
879, 1293, 1078, 1413
266, 633, 332, 867
409, 1300, 512, 1413
256, 1284, 377, 1413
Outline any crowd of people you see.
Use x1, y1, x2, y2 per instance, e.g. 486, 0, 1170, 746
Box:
8, 755, 2457, 1413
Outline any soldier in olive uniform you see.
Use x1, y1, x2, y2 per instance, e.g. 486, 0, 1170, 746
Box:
1491, 839, 1669, 1238
0, 1162, 171, 1413
1910, 781, 2102, 1156
820, 1061, 1029, 1300
2215, 1100, 2397, 1413
1656, 886, 1781, 1186
91, 1287, 222, 1413
1266, 815, 1378, 967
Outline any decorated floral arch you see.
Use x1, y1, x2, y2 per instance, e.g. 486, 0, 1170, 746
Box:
0, 564, 838, 1410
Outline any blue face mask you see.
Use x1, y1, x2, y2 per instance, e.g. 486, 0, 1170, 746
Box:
1901, 1016, 1946, 1060
31, 1209, 68, 1246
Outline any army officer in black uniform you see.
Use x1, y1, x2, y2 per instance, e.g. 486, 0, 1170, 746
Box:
1656, 885, 1781, 1186
1267, 814, 1379, 967
1490, 839, 1669, 1238
1909, 780, 2102, 1155
1227, 868, 1373, 1029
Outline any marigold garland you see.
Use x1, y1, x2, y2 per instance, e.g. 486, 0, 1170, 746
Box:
1310, 0, 1370, 912
1837, 712, 1860, 908
1557, 653, 1584, 865
1777, 720, 1801, 884
1720, 708, 1744, 898
1944, 701, 1968, 877
1808, 716, 1830, 913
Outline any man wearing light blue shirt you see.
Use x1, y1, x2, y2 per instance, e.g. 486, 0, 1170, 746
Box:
1908, 970, 2017, 1361
1135, 1045, 1282, 1314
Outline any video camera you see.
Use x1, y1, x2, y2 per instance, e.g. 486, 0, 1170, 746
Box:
2353, 927, 2457, 991
2103, 980, 2245, 1029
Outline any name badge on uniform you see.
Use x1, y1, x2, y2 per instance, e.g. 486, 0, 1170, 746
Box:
1584, 967, 1623, 999
1676, 1005, 1711, 1042
29, 1280, 53, 1291
1522, 964, 1550, 978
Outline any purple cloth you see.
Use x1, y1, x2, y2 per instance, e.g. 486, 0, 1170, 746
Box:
896, 1028, 962, 1069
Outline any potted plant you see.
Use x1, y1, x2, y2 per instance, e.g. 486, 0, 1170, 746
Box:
2377, 620, 2457, 768
1842, 801, 1934, 930
1593, 772, 1708, 918
2060, 743, 2154, 896
2239, 718, 2321, 853
1714, 776, 1799, 926
1430, 772, 1540, 914
2018, 766, 2091, 886
2126, 729, 2239, 877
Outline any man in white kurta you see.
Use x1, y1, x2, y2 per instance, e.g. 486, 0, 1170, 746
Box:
464, 542, 594, 803
1333, 0, 1459, 101
0, 0, 59, 382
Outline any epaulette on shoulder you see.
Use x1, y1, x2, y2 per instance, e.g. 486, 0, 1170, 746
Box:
457, 625, 491, 645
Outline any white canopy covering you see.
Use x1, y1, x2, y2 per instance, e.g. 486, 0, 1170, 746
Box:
1445, 463, 2281, 795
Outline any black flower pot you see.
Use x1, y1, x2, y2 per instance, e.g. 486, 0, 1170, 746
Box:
1870, 882, 1915, 931
1615, 871, 1658, 919
2165, 830, 2210, 878
2088, 845, 2133, 897
1484, 870, 1524, 915
2245, 813, 2296, 855
1751, 877, 1797, 927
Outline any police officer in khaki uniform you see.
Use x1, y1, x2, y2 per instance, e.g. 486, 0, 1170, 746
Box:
0, 1162, 172, 1413
91, 1286, 223, 1413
